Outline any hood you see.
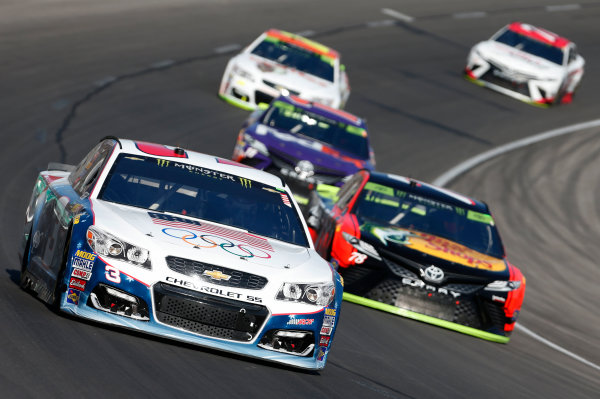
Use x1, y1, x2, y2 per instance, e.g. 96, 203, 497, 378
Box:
234, 53, 336, 95
359, 222, 509, 280
248, 123, 366, 175
476, 41, 563, 79
92, 201, 313, 271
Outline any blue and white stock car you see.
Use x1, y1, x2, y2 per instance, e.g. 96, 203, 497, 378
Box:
19, 137, 343, 369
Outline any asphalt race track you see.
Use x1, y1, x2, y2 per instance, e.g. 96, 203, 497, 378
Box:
1, 1, 599, 398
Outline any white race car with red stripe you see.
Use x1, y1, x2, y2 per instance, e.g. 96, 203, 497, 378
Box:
219, 29, 350, 110
18, 137, 343, 369
465, 22, 584, 106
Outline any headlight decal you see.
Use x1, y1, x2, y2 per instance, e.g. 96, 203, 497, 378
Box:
87, 226, 151, 269
276, 282, 335, 307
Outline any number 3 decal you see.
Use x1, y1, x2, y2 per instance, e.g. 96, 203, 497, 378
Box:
349, 252, 367, 264
105, 265, 121, 283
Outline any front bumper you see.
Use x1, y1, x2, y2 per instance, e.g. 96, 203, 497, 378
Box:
60, 256, 342, 370
464, 61, 560, 107
219, 72, 297, 111
338, 256, 521, 343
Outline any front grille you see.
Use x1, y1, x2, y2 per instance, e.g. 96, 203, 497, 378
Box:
154, 283, 268, 341
480, 64, 530, 96
166, 256, 268, 290
262, 80, 300, 96
383, 257, 418, 279
364, 278, 482, 328
483, 300, 508, 327
255, 90, 275, 105
444, 283, 483, 295
269, 148, 347, 177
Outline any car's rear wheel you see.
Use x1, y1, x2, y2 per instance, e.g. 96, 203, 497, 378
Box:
50, 227, 72, 310
19, 228, 33, 290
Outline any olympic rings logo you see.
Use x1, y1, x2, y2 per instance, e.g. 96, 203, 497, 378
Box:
161, 228, 272, 259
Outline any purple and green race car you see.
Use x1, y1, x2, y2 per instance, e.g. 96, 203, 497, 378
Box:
232, 95, 375, 207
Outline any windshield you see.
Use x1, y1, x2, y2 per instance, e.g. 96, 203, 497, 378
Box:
262, 100, 369, 159
251, 37, 335, 82
494, 29, 564, 65
98, 154, 309, 247
353, 181, 504, 258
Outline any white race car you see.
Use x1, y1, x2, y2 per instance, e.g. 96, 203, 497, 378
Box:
19, 137, 343, 369
465, 22, 584, 106
219, 29, 350, 110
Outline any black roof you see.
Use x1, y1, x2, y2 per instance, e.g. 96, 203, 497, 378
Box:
367, 171, 490, 214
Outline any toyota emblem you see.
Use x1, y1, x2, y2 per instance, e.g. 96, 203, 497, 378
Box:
421, 265, 444, 283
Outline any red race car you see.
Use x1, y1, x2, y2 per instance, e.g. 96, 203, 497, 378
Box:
306, 170, 525, 342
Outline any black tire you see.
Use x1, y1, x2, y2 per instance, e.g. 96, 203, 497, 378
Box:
50, 227, 72, 310
19, 228, 33, 290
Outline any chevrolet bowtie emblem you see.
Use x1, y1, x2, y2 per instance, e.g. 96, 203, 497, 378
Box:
203, 270, 232, 281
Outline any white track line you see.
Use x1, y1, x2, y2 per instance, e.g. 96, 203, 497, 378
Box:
381, 8, 415, 23
295, 30, 316, 37
515, 325, 600, 371
433, 118, 600, 372
367, 20, 396, 28
433, 119, 600, 187
546, 4, 581, 12
214, 44, 241, 54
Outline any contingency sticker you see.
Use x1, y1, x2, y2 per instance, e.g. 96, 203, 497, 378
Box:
66, 289, 80, 305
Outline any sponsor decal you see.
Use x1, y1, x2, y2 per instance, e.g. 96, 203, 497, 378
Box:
75, 250, 96, 260
323, 315, 335, 327
401, 277, 461, 298
149, 212, 273, 259
319, 336, 330, 346
492, 295, 506, 303
73, 215, 81, 224
69, 277, 86, 291
169, 161, 236, 182
72, 250, 96, 271
203, 270, 231, 281
166, 277, 262, 303
66, 289, 80, 305
157, 159, 170, 167
287, 318, 315, 326
71, 268, 92, 281
320, 326, 332, 336
316, 347, 327, 361
239, 177, 252, 188
370, 225, 505, 271
325, 308, 336, 316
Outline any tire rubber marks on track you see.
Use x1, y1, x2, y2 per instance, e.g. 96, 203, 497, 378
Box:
151, 59, 175, 69
546, 4, 581, 12
381, 4, 583, 23
453, 11, 487, 19
433, 118, 600, 373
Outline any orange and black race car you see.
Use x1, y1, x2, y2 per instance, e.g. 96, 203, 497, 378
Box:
306, 170, 525, 343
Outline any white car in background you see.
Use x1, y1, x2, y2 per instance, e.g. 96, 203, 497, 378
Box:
465, 22, 584, 106
219, 29, 350, 110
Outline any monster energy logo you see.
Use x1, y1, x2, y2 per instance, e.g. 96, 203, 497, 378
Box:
157, 159, 170, 167
239, 177, 252, 188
